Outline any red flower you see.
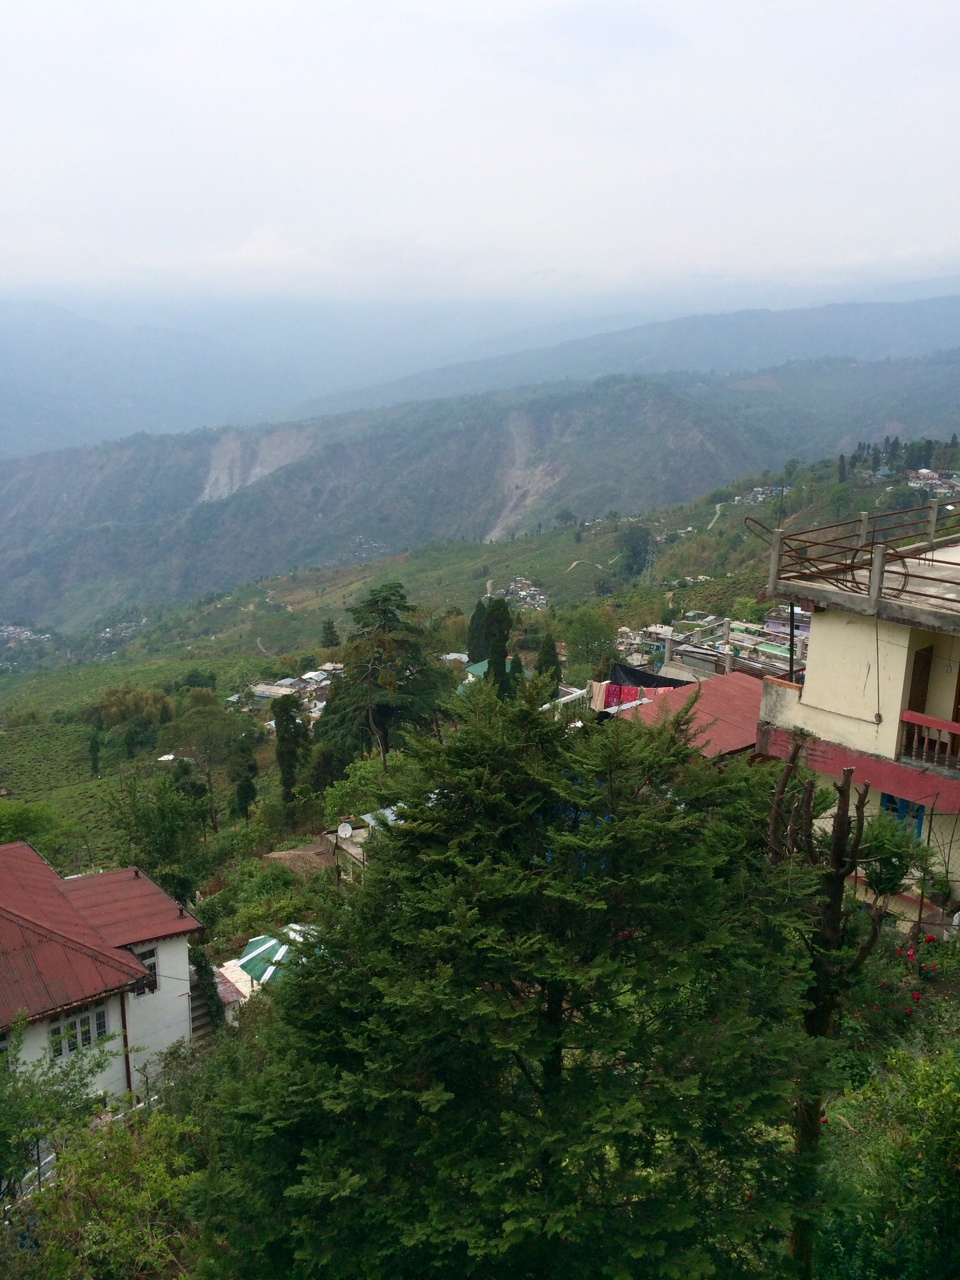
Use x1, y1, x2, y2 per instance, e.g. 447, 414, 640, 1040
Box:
925, 934, 937, 943
820, 1116, 829, 1124
906, 1009, 914, 1016
911, 991, 921, 1001
896, 948, 903, 956
907, 949, 915, 959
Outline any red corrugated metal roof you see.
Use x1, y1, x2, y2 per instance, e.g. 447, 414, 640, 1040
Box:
61, 867, 200, 947
622, 670, 763, 757
0, 843, 148, 1027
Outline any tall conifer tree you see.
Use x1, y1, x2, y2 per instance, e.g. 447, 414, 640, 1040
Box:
466, 599, 488, 663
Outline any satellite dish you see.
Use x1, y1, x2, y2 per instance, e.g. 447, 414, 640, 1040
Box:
337, 822, 353, 840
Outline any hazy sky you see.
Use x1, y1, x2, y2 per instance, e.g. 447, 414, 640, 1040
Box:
1, 1, 958, 299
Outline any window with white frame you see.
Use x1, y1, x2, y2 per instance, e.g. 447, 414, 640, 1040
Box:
49, 1002, 108, 1058
134, 947, 158, 994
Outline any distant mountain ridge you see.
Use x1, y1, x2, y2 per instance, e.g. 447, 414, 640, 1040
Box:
1, 347, 959, 631
2, 292, 960, 461
299, 295, 960, 415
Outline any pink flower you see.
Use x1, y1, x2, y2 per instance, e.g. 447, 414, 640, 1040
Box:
907, 949, 915, 960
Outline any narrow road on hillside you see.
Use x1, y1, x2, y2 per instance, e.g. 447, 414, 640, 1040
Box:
707, 502, 724, 530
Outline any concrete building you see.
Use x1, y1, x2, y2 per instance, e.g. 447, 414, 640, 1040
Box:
756, 500, 960, 893
0, 843, 199, 1096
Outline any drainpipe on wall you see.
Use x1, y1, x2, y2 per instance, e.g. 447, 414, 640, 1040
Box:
119, 990, 133, 1094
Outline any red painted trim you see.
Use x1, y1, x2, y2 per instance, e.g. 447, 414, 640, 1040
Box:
761, 725, 960, 811
900, 708, 960, 736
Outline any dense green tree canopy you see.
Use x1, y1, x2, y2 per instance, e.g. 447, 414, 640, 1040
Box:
183, 685, 813, 1279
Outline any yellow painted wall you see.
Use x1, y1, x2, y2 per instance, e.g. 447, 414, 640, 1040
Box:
768, 612, 910, 756
763, 612, 960, 758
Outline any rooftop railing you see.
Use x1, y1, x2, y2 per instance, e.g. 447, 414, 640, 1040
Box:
749, 500, 960, 618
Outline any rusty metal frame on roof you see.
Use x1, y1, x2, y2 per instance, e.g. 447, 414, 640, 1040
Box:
748, 499, 960, 630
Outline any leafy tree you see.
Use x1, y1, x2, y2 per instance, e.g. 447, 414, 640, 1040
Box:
483, 597, 513, 697
533, 631, 562, 697
321, 619, 341, 648
0, 1020, 113, 1203
183, 687, 813, 1279
466, 599, 488, 663
765, 754, 929, 1278
816, 1033, 960, 1278
1, 1110, 200, 1280
272, 694, 309, 804
159, 704, 250, 832
564, 605, 615, 669
0, 799, 57, 846
837, 454, 846, 483
109, 772, 206, 902
615, 522, 653, 577
554, 506, 576, 526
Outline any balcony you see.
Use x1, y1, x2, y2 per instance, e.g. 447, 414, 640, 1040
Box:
752, 500, 960, 632
898, 708, 960, 774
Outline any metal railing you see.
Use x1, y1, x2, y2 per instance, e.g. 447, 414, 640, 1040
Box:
750, 500, 960, 614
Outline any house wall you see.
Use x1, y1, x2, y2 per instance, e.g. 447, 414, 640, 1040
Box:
763, 612, 960, 760
788, 612, 911, 757
123, 936, 193, 1091
13, 937, 193, 1099
15, 994, 129, 1097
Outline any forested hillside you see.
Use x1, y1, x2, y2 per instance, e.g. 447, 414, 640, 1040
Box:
1, 349, 959, 631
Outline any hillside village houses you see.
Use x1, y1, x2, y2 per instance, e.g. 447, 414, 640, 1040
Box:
0, 842, 200, 1097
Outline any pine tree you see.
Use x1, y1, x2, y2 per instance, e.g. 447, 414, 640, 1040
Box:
321, 619, 341, 648
313, 583, 452, 772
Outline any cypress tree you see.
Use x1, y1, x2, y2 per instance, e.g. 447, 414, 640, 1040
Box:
534, 632, 562, 698
466, 599, 488, 663
507, 651, 524, 699
483, 598, 512, 698
272, 694, 308, 804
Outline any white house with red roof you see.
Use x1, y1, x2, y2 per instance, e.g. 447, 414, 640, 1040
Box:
0, 842, 200, 1097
